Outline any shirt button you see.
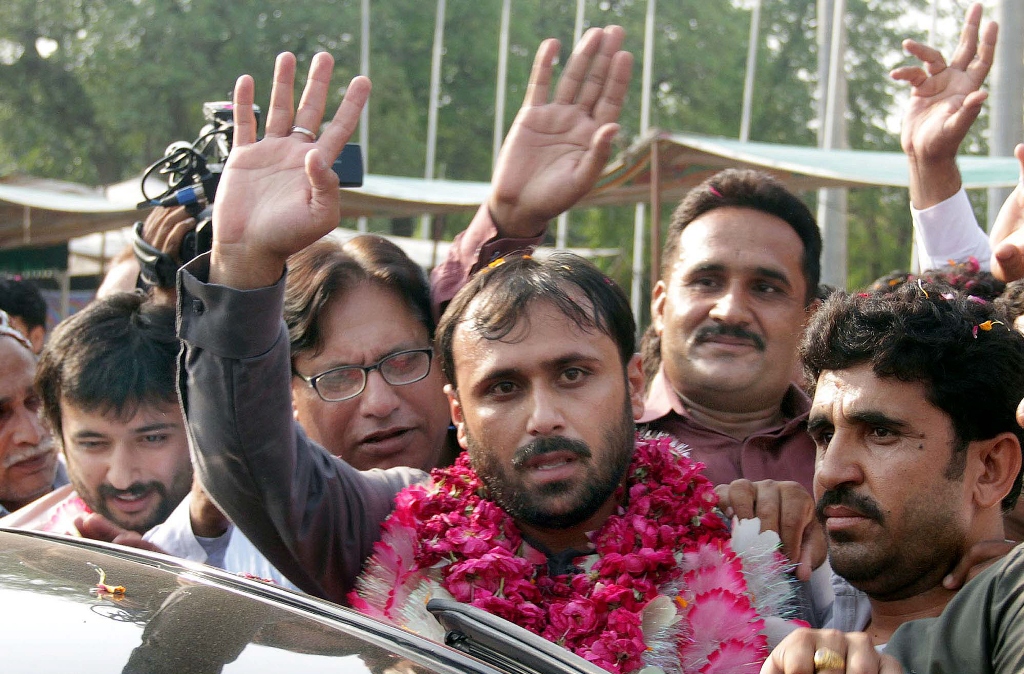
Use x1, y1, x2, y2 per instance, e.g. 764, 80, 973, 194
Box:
192, 299, 205, 315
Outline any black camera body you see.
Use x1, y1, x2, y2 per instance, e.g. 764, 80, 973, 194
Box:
134, 101, 364, 286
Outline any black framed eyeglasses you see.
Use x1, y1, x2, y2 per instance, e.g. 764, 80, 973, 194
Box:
294, 348, 434, 402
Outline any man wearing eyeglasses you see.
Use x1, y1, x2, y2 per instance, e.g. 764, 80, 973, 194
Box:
284, 237, 455, 473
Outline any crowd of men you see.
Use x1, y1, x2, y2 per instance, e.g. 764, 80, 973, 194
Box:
2, 3, 1024, 673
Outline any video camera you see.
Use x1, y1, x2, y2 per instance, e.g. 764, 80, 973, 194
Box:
133, 101, 364, 288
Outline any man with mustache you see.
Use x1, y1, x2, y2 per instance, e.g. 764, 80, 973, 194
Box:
800, 281, 1024, 646
2, 293, 192, 535
0, 310, 65, 517
173, 38, 808, 669
642, 170, 822, 496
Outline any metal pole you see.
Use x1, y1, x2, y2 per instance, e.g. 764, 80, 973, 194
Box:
631, 0, 656, 324
493, 0, 511, 171
556, 0, 587, 250
357, 0, 370, 233
988, 0, 1024, 229
816, 0, 848, 288
739, 0, 762, 142
420, 0, 446, 239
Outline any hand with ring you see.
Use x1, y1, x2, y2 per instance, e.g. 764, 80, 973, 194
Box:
209, 52, 371, 291
760, 628, 905, 674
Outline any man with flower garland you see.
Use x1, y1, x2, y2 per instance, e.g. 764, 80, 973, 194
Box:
175, 29, 801, 674
350, 252, 798, 672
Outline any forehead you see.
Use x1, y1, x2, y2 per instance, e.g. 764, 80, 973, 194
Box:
0, 340, 35, 393
452, 299, 612, 378
812, 365, 943, 424
60, 399, 183, 431
312, 283, 430, 362
671, 207, 806, 280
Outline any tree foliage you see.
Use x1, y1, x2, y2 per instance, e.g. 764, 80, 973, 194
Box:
0, 0, 955, 306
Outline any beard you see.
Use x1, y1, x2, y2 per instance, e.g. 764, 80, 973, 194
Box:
466, 393, 635, 532
70, 466, 192, 534
816, 483, 967, 601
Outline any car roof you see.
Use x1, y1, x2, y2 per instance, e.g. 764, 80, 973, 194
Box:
0, 527, 497, 674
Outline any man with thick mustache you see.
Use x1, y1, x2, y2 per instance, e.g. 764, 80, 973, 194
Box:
801, 281, 1024, 646
642, 169, 822, 495
0, 310, 65, 517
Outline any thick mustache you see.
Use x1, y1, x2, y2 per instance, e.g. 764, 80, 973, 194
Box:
98, 481, 166, 500
694, 323, 766, 351
511, 436, 592, 470
2, 441, 55, 469
815, 486, 885, 524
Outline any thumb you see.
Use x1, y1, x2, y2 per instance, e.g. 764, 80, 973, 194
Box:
575, 122, 619, 191
305, 148, 341, 197
992, 243, 1024, 282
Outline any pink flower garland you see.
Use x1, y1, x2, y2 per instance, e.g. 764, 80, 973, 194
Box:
351, 435, 792, 674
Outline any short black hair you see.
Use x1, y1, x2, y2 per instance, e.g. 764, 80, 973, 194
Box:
662, 169, 821, 305
285, 236, 433, 362
436, 252, 635, 385
802, 282, 1024, 510
0, 277, 47, 330
36, 293, 178, 445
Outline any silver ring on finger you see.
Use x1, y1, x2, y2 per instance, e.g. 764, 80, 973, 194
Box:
290, 125, 317, 142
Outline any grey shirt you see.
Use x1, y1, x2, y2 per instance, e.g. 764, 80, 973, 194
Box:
886, 543, 1024, 674
176, 255, 424, 603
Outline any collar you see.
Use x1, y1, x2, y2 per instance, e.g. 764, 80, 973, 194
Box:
639, 365, 812, 430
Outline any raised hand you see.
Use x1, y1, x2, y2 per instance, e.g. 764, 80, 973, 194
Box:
489, 26, 633, 238
990, 144, 1024, 281
210, 52, 370, 289
891, 2, 996, 208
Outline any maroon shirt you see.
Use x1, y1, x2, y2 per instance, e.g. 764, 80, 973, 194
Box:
639, 366, 816, 492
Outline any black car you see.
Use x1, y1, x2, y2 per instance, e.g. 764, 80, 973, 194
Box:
0, 527, 607, 674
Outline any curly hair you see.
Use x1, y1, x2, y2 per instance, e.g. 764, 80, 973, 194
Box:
802, 282, 1024, 510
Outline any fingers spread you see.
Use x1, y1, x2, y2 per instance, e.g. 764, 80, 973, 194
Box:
293, 52, 335, 139
317, 75, 371, 161
592, 50, 634, 126
265, 52, 298, 137
553, 27, 604, 105
232, 75, 258, 147
889, 66, 927, 88
967, 20, 998, 85
947, 2, 982, 72
524, 38, 560, 107
575, 26, 626, 114
902, 39, 946, 75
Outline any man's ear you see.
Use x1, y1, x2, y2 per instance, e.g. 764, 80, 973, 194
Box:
27, 325, 45, 354
969, 433, 1023, 510
445, 384, 468, 450
627, 353, 645, 420
650, 279, 667, 337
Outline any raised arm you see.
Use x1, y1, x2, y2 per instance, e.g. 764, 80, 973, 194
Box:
891, 2, 995, 210
209, 51, 370, 290
431, 26, 632, 315
488, 25, 633, 237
